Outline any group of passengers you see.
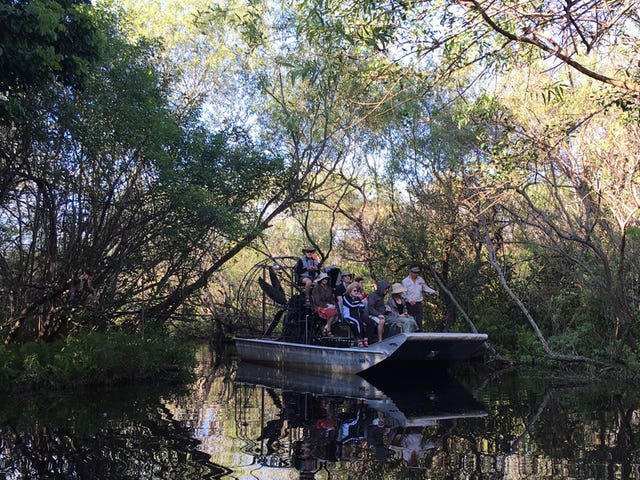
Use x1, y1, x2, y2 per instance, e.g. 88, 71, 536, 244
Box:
295, 247, 439, 347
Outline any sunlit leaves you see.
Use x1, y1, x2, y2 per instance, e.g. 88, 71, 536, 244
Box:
0, 0, 101, 123
161, 126, 285, 237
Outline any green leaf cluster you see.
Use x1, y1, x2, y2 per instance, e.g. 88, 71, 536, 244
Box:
0, 331, 195, 390
0, 0, 102, 122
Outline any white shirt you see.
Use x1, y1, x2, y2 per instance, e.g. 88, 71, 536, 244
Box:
402, 275, 436, 303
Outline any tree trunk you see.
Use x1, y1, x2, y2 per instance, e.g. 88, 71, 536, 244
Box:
482, 226, 604, 365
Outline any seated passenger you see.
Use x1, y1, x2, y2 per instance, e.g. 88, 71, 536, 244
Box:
367, 279, 402, 340
295, 247, 320, 307
312, 272, 339, 336
343, 282, 376, 347
353, 277, 368, 302
334, 270, 352, 304
334, 270, 353, 321
387, 283, 419, 333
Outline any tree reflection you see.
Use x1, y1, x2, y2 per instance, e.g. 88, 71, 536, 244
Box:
227, 365, 640, 479
4, 357, 640, 479
0, 384, 229, 479
231, 366, 488, 479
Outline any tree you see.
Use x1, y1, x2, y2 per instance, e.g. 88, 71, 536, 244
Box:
0, 3, 289, 342
302, 0, 640, 363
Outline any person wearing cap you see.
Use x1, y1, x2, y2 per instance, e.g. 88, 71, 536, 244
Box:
386, 283, 419, 333
295, 247, 320, 306
333, 270, 352, 304
312, 272, 339, 335
401, 266, 438, 331
343, 282, 376, 347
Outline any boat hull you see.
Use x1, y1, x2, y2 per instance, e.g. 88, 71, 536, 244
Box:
234, 332, 487, 375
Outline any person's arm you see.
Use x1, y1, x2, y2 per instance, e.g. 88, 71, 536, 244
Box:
401, 300, 409, 315
386, 298, 400, 316
343, 295, 355, 309
421, 279, 438, 296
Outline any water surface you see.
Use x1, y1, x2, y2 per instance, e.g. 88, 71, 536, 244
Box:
1, 348, 638, 479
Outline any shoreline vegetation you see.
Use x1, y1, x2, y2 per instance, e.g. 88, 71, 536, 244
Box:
2, 328, 639, 393
0, 331, 197, 393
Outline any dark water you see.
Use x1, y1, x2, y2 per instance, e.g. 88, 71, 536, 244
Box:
1, 347, 639, 479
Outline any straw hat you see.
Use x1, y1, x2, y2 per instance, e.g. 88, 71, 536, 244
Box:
390, 283, 407, 295
345, 282, 360, 296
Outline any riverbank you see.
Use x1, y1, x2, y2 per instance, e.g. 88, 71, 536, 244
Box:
0, 331, 196, 392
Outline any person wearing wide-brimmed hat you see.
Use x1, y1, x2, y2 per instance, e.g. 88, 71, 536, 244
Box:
401, 266, 438, 331
386, 283, 419, 333
295, 246, 320, 306
312, 272, 339, 335
343, 282, 376, 347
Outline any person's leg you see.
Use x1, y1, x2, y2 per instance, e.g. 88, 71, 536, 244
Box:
414, 302, 424, 330
326, 313, 338, 334
377, 318, 385, 342
303, 278, 312, 305
364, 316, 377, 344
356, 318, 366, 346
322, 309, 336, 332
346, 315, 361, 341
402, 316, 418, 333
407, 302, 424, 331
381, 320, 394, 338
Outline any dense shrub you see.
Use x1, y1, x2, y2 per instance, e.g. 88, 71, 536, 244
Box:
0, 332, 196, 391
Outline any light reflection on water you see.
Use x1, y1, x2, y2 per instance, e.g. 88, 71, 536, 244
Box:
1, 347, 640, 479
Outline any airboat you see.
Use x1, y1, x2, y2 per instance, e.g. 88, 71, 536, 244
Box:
233, 257, 487, 376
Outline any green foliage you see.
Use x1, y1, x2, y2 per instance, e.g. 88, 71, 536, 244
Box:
0, 0, 297, 342
160, 126, 285, 238
0, 331, 195, 391
1, 0, 638, 373
0, 0, 101, 122
547, 323, 602, 360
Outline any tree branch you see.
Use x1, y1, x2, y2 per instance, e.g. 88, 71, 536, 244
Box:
462, 0, 640, 94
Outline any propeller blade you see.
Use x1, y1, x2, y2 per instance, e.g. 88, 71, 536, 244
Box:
258, 277, 287, 305
268, 266, 286, 300
264, 308, 285, 336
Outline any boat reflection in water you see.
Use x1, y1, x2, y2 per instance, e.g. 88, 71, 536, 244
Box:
233, 363, 487, 478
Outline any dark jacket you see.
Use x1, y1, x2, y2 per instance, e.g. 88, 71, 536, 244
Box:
387, 296, 408, 317
312, 282, 335, 307
295, 256, 319, 283
343, 292, 366, 320
367, 280, 389, 317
